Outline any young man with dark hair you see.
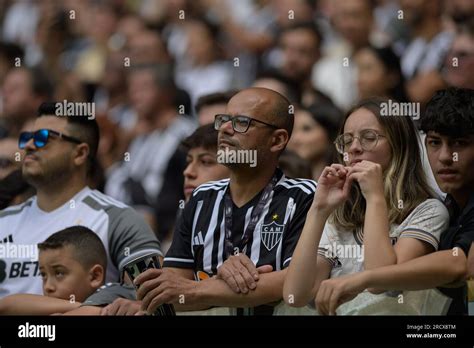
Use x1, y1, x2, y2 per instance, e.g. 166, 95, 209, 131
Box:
181, 124, 230, 202
0, 102, 162, 299
35, 102, 100, 175
311, 87, 474, 315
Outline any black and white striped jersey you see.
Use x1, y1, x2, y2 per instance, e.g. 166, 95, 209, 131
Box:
163, 169, 316, 277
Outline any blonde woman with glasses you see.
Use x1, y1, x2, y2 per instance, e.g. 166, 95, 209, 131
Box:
283, 98, 451, 315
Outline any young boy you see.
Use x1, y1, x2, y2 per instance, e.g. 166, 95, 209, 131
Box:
312, 87, 474, 315
182, 124, 231, 203
0, 226, 135, 315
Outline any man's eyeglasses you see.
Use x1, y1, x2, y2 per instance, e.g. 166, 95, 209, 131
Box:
334, 129, 386, 154
18, 129, 83, 149
214, 114, 279, 133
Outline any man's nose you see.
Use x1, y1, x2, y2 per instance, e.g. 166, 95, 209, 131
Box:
219, 119, 235, 135
23, 138, 37, 152
439, 143, 454, 164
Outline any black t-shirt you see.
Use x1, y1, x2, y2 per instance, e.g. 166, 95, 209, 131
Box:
438, 193, 474, 315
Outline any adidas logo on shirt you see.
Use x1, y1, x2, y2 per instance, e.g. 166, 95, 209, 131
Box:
193, 231, 204, 246
1, 234, 13, 244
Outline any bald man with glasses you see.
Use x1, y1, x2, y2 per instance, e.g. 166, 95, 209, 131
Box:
133, 87, 316, 315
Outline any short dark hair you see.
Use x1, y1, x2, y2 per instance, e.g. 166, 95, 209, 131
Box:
195, 91, 237, 114
181, 124, 218, 152
38, 226, 107, 271
37, 102, 100, 172
421, 88, 474, 137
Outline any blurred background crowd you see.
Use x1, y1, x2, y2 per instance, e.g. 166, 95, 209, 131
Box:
0, 0, 473, 248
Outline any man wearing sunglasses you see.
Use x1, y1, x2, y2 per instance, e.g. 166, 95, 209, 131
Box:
0, 102, 162, 301
133, 87, 316, 315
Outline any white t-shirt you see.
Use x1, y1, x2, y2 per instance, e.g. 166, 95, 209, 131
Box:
317, 198, 450, 315
0, 187, 162, 298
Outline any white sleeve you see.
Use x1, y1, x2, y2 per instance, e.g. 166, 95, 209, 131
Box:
398, 199, 449, 250
317, 222, 339, 268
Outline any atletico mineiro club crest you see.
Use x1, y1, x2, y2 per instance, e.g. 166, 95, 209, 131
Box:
260, 221, 284, 251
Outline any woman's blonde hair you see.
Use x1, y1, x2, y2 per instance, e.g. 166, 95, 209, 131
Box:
329, 98, 434, 230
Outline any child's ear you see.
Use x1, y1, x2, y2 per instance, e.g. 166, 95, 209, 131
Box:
88, 264, 105, 289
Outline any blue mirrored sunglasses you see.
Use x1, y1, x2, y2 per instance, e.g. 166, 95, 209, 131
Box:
18, 129, 83, 149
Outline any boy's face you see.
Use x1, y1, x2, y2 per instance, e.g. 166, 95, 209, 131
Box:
426, 131, 474, 196
39, 245, 101, 302
183, 146, 230, 202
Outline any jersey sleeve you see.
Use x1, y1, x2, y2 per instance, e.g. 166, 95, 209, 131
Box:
162, 197, 197, 269
107, 207, 163, 273
81, 283, 136, 307
281, 192, 313, 269
398, 199, 449, 250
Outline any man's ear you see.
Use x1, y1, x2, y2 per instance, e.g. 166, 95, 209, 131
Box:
73, 143, 90, 167
89, 264, 105, 289
270, 129, 289, 154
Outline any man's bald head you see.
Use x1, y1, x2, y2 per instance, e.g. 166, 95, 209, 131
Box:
228, 87, 294, 137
